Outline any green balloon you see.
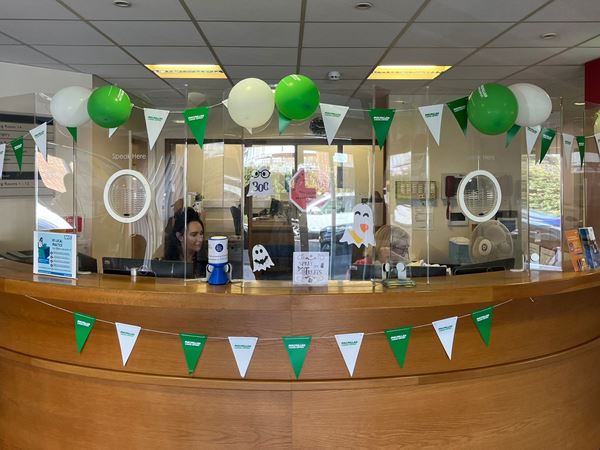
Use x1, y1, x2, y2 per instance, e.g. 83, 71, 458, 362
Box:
467, 83, 518, 135
275, 74, 320, 120
87, 85, 132, 128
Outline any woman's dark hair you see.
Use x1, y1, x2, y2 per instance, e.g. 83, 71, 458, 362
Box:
164, 207, 205, 261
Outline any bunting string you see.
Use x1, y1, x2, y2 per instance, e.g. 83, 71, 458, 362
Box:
25, 293, 520, 341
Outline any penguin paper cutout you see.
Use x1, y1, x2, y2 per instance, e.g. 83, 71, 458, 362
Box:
252, 244, 274, 272
340, 203, 376, 248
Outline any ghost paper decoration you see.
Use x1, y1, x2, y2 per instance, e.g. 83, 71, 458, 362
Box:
340, 203, 375, 248
252, 244, 274, 272
248, 167, 273, 196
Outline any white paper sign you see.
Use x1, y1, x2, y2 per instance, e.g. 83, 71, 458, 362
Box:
432, 316, 458, 360
247, 167, 273, 196
525, 126, 541, 155
251, 244, 274, 272
33, 231, 77, 279
320, 103, 349, 145
0, 143, 5, 179
293, 252, 329, 286
29, 122, 47, 160
228, 336, 258, 378
115, 322, 141, 366
418, 104, 444, 145
108, 127, 118, 138
335, 332, 364, 377
144, 108, 169, 150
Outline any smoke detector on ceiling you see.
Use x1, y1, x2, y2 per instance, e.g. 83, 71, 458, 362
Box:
328, 71, 341, 81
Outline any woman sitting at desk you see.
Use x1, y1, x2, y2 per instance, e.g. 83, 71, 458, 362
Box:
164, 207, 207, 277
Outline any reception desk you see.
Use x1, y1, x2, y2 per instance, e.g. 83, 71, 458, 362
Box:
0, 259, 598, 448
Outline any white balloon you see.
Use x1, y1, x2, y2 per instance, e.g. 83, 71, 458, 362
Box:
508, 83, 552, 127
50, 86, 92, 128
226, 78, 274, 130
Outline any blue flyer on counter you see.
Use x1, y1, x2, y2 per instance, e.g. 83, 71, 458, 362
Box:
33, 231, 77, 279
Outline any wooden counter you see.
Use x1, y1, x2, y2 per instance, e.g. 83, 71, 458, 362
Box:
0, 259, 598, 448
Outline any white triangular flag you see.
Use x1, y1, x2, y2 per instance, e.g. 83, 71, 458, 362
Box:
335, 332, 364, 377
418, 104, 444, 145
29, 122, 47, 160
109, 127, 118, 138
115, 322, 141, 366
525, 125, 541, 155
0, 144, 5, 180
143, 108, 169, 151
320, 103, 349, 145
228, 336, 258, 378
595, 133, 600, 155
562, 133, 574, 165
432, 316, 458, 360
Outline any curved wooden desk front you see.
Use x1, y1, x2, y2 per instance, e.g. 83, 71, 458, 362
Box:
0, 260, 598, 449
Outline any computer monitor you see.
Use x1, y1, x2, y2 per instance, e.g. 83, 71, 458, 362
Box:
102, 257, 197, 278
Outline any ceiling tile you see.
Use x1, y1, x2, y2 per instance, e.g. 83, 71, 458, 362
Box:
439, 65, 526, 80
1, 0, 77, 19
35, 45, 137, 64
0, 20, 110, 45
0, 45, 58, 64
424, 79, 482, 91
502, 65, 584, 81
527, 0, 600, 21
0, 33, 19, 45
125, 46, 215, 64
214, 47, 297, 66
314, 79, 363, 91
91, 21, 204, 46
581, 35, 600, 47
489, 22, 600, 48
416, 0, 549, 21
396, 22, 511, 47
71, 64, 156, 78
319, 92, 352, 105
106, 78, 169, 91
539, 48, 600, 65
363, 79, 428, 93
199, 22, 299, 47
461, 47, 565, 65
383, 47, 475, 65
305, 0, 424, 22
187, 0, 302, 21
165, 79, 233, 91
303, 23, 404, 47
301, 66, 372, 79
225, 66, 294, 80
61, 0, 189, 20
302, 48, 386, 66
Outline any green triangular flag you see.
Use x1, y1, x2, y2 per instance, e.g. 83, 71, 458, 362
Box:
74, 312, 96, 353
67, 126, 78, 142
10, 137, 24, 172
282, 336, 311, 379
179, 333, 207, 375
278, 111, 292, 135
505, 124, 521, 148
471, 306, 493, 347
385, 326, 412, 368
576, 135, 586, 167
182, 106, 209, 149
446, 97, 468, 136
369, 108, 395, 149
539, 128, 556, 163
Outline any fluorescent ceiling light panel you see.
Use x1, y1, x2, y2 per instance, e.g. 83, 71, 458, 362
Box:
368, 65, 451, 80
145, 64, 226, 79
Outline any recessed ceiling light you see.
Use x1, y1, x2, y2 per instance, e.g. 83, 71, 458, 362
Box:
354, 2, 373, 10
145, 64, 227, 79
541, 32, 558, 40
113, 0, 131, 7
368, 65, 451, 80
574, 102, 585, 106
